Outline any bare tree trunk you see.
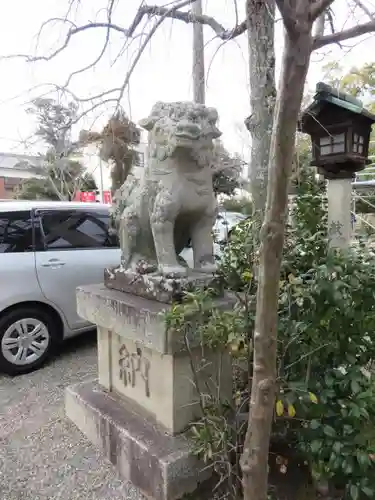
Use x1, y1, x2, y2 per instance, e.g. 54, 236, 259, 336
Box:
240, 27, 313, 500
47, 175, 67, 200
192, 0, 205, 103
245, 0, 276, 217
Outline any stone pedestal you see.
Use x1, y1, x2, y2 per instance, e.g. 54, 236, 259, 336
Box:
66, 282, 233, 499
327, 177, 353, 249
104, 267, 218, 304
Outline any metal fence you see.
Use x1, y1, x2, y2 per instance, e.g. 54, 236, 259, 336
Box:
352, 141, 375, 229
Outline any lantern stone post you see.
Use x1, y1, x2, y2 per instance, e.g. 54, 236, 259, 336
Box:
300, 82, 375, 249
326, 175, 353, 248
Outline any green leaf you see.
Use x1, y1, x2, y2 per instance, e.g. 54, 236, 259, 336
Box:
333, 441, 342, 453
360, 407, 370, 419
323, 425, 336, 437
343, 424, 354, 435
351, 379, 361, 394
333, 456, 343, 469
275, 400, 284, 417
345, 461, 353, 474
349, 404, 361, 418
361, 486, 374, 497
241, 271, 252, 282
350, 484, 359, 500
310, 440, 322, 453
285, 391, 297, 405
310, 419, 321, 430
347, 354, 357, 364
309, 392, 318, 404
287, 404, 296, 417
356, 451, 370, 468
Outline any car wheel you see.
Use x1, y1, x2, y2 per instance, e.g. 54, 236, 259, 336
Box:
0, 307, 57, 375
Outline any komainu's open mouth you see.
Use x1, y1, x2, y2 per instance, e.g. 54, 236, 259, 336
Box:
174, 131, 200, 141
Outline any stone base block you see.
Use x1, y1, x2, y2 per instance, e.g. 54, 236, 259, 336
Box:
65, 380, 210, 500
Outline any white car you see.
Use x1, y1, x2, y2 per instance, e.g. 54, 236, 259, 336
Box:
180, 211, 246, 267
0, 200, 121, 375
0, 201, 244, 375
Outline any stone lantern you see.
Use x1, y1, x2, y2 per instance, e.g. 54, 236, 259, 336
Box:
299, 82, 375, 247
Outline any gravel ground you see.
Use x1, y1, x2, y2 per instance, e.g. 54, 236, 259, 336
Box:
0, 332, 143, 500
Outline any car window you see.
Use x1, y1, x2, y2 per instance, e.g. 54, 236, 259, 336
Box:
39, 209, 119, 250
214, 213, 245, 241
0, 210, 34, 253
183, 212, 245, 248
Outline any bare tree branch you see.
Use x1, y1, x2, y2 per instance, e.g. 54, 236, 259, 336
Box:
2, 82, 123, 110
233, 0, 240, 26
110, 32, 146, 68
310, 0, 334, 22
0, 0, 251, 134
0, 0, 247, 138
63, 0, 116, 87
34, 17, 77, 57
144, 3, 247, 38
313, 18, 375, 49
326, 8, 336, 35
2, 21, 131, 63
66, 86, 123, 103
115, 1, 202, 110
1, 0, 247, 66
352, 0, 375, 20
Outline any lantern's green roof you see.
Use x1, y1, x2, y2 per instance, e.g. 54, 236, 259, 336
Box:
307, 82, 375, 122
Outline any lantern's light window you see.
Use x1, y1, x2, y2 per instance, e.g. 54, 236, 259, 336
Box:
320, 136, 331, 146
353, 133, 364, 154
319, 133, 345, 156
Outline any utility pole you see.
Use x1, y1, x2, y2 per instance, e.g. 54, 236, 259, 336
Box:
192, 0, 205, 104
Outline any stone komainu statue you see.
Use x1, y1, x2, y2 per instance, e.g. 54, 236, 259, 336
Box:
112, 101, 222, 276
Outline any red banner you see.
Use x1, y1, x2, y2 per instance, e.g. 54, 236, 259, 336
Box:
81, 191, 96, 202
103, 191, 112, 204
74, 191, 112, 204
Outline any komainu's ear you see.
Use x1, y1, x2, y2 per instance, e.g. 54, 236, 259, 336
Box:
139, 116, 157, 131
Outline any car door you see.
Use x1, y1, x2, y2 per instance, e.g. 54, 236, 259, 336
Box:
0, 209, 44, 312
34, 207, 121, 330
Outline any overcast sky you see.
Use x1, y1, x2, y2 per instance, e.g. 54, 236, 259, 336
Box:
0, 0, 375, 189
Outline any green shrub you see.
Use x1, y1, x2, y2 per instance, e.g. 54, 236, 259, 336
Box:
276, 244, 375, 499
166, 164, 375, 499
227, 166, 375, 498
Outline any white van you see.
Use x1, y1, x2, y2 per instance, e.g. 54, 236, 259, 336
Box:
0, 200, 244, 375
0, 201, 121, 375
